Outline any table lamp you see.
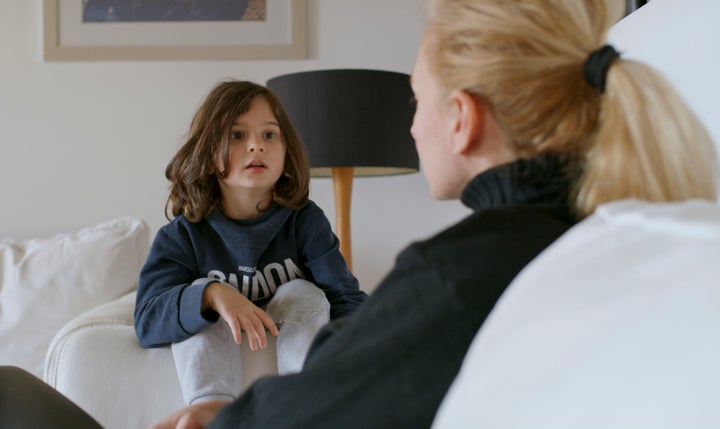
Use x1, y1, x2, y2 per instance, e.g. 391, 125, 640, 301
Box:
267, 69, 419, 271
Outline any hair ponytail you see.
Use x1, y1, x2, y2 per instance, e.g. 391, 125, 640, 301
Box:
426, 0, 717, 218
576, 60, 718, 215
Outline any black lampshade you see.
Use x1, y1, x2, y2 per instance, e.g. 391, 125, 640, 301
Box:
267, 69, 419, 177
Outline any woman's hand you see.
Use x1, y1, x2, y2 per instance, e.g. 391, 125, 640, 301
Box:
148, 400, 228, 429
203, 282, 279, 351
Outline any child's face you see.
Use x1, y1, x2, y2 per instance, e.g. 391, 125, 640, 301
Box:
216, 96, 286, 199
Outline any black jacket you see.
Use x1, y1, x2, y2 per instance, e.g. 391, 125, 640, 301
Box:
209, 157, 577, 429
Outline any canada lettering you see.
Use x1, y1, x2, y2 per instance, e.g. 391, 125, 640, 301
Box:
207, 258, 304, 301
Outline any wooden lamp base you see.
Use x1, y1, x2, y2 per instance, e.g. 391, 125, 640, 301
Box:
331, 167, 354, 271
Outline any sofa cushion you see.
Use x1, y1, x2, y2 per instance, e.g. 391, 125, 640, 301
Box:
432, 199, 720, 428
0, 217, 150, 378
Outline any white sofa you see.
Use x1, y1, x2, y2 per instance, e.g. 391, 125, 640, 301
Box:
0, 217, 149, 381
0, 217, 278, 429
432, 199, 720, 428
44, 291, 277, 429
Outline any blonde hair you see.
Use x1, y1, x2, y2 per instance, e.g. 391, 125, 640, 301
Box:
425, 0, 718, 216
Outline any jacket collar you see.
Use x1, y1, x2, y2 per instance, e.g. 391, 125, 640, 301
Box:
460, 156, 574, 213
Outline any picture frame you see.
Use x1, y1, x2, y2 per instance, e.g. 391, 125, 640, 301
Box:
43, 0, 306, 61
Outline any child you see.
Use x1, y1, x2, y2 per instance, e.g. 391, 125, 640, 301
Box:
133, 80, 367, 405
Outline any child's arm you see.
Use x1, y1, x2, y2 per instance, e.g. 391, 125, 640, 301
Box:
297, 202, 368, 319
133, 226, 219, 348
135, 224, 280, 349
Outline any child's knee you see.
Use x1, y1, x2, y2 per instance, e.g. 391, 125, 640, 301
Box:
267, 279, 330, 324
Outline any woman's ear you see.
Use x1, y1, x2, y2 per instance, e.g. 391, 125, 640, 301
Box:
448, 89, 483, 155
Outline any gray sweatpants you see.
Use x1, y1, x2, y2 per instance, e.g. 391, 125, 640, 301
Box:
171, 279, 330, 405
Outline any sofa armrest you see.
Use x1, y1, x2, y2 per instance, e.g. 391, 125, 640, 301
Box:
44, 291, 277, 429
44, 291, 138, 384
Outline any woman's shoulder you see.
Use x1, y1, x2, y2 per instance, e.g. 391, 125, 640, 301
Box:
408, 205, 572, 261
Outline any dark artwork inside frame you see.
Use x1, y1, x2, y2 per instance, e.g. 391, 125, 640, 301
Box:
82, 0, 267, 23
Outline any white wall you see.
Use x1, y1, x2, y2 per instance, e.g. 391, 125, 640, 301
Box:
0, 1, 469, 293
609, 0, 720, 150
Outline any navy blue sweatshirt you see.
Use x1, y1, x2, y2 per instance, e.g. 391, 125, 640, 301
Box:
134, 200, 366, 348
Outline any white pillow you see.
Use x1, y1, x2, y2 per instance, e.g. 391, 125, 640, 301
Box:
0, 217, 150, 378
432, 199, 720, 429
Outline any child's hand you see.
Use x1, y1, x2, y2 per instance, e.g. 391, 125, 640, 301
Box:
202, 282, 279, 351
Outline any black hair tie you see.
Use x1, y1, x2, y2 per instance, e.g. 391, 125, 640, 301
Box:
583, 45, 620, 93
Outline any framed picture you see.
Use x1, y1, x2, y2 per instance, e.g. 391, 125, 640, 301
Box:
43, 0, 306, 61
